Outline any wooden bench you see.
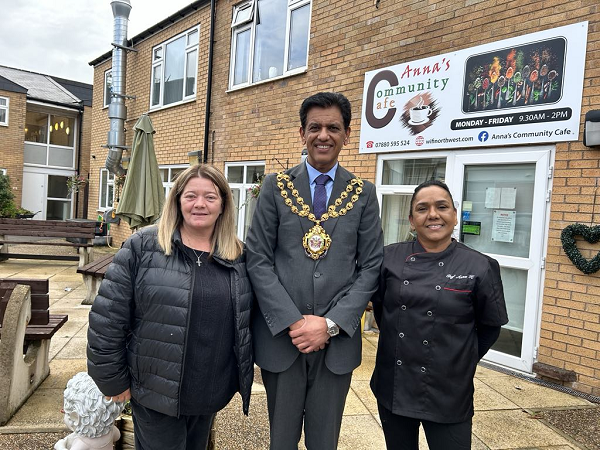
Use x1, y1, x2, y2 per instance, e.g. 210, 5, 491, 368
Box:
0, 218, 97, 268
77, 253, 115, 305
0, 278, 68, 425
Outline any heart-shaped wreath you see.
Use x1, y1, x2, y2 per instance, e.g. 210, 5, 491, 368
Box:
560, 223, 600, 274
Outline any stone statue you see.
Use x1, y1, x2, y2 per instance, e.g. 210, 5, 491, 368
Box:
54, 372, 124, 450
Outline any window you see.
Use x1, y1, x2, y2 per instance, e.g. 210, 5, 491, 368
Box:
159, 165, 187, 198
225, 162, 265, 240
230, 0, 311, 88
377, 156, 447, 246
0, 97, 8, 126
103, 70, 112, 108
150, 26, 199, 109
24, 111, 76, 169
99, 168, 115, 210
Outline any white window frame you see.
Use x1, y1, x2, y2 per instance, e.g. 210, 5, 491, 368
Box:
98, 168, 115, 211
103, 69, 112, 108
150, 26, 200, 110
229, 0, 311, 89
159, 164, 188, 198
225, 161, 265, 240
24, 109, 77, 170
0, 96, 8, 126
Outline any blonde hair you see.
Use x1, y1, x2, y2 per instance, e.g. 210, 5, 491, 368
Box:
157, 164, 243, 261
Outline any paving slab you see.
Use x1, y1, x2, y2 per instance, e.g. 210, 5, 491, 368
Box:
474, 378, 520, 411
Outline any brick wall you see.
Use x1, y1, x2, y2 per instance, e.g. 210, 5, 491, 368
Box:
90, 0, 600, 394
0, 89, 26, 206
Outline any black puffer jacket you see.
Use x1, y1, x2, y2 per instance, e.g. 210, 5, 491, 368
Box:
87, 226, 253, 416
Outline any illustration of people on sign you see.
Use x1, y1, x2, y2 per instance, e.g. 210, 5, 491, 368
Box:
401, 92, 439, 135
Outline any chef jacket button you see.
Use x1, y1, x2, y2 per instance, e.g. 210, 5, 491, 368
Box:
427, 310, 432, 316
306, 303, 313, 310
439, 261, 444, 267
399, 332, 405, 338
421, 367, 426, 373
410, 257, 416, 262
423, 340, 428, 345
435, 285, 441, 290
396, 360, 402, 366
403, 280, 409, 285
401, 305, 407, 310
314, 272, 321, 278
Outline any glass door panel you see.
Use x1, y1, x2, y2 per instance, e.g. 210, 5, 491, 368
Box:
452, 149, 550, 373
381, 194, 414, 245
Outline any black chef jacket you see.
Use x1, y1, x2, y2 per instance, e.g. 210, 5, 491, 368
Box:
370, 240, 508, 423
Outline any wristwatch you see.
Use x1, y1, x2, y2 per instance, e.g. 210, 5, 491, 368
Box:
325, 317, 340, 337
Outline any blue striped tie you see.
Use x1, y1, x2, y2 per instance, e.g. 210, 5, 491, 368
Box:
313, 174, 330, 220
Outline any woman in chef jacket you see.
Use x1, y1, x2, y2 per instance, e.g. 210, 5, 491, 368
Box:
371, 179, 508, 450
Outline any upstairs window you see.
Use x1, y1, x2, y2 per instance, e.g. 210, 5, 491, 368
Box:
0, 97, 8, 126
230, 0, 311, 88
151, 26, 200, 109
103, 70, 112, 108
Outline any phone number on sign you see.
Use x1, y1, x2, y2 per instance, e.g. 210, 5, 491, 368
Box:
372, 140, 410, 148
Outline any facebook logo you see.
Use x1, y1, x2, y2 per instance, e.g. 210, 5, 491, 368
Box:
478, 131, 489, 142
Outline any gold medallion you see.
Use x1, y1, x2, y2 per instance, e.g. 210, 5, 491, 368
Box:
276, 172, 364, 260
303, 224, 332, 260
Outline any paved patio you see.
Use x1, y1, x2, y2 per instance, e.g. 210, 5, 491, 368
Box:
0, 257, 597, 449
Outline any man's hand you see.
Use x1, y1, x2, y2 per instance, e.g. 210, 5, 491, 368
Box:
106, 388, 131, 403
289, 315, 329, 353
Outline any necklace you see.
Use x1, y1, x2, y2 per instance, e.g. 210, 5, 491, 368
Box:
191, 248, 206, 267
276, 171, 364, 260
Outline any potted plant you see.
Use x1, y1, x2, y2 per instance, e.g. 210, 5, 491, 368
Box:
66, 174, 88, 194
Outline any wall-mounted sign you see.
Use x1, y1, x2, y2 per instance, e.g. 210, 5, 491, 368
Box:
492, 210, 516, 243
359, 22, 588, 153
462, 221, 481, 236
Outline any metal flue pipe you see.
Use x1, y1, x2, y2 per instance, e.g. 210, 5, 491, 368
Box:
105, 0, 132, 177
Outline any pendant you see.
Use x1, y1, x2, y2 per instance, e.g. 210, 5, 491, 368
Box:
196, 258, 202, 267
303, 224, 331, 260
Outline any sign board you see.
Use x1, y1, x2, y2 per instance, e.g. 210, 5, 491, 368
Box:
359, 22, 588, 153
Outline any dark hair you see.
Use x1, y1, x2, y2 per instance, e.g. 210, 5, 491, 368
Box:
409, 179, 456, 215
299, 92, 352, 130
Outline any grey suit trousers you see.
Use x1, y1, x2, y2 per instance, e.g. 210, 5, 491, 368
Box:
261, 350, 352, 450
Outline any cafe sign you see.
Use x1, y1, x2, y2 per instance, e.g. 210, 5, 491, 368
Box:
359, 22, 588, 153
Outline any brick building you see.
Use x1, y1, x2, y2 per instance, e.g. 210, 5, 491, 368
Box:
0, 66, 92, 220
89, 0, 600, 395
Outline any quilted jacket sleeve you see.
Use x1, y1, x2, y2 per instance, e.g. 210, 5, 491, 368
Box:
87, 233, 141, 397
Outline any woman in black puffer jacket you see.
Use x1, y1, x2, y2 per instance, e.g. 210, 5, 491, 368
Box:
87, 164, 253, 450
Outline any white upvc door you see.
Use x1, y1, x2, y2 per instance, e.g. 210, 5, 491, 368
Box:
21, 167, 74, 220
451, 147, 552, 372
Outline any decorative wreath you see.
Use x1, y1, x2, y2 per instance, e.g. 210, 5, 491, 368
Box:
560, 223, 600, 274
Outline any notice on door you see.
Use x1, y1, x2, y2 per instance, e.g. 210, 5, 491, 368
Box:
485, 187, 517, 209
492, 210, 516, 243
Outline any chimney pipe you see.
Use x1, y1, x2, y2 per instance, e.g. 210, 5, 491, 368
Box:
105, 0, 132, 177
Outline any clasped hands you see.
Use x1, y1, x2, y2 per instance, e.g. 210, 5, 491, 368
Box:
289, 315, 329, 354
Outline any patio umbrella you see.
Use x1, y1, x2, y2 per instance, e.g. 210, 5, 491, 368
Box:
116, 114, 165, 229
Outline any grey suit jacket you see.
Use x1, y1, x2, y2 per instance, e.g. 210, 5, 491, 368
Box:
246, 163, 383, 375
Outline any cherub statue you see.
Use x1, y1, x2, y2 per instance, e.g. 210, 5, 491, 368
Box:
54, 372, 124, 450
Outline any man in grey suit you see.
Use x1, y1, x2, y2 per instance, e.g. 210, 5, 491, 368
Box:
246, 92, 383, 449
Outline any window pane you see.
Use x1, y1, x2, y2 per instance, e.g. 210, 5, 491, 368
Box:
47, 200, 71, 220
187, 29, 199, 46
0, 98, 6, 106
243, 196, 258, 240
159, 168, 168, 182
288, 4, 309, 71
104, 71, 112, 107
382, 158, 446, 185
25, 112, 48, 143
231, 188, 240, 231
233, 29, 251, 86
108, 185, 114, 207
24, 143, 46, 165
227, 166, 244, 183
246, 165, 265, 183
381, 194, 414, 245
100, 171, 108, 207
170, 167, 186, 181
164, 36, 186, 105
48, 146, 74, 168
48, 175, 70, 198
0, 109, 6, 124
154, 47, 163, 60
49, 115, 74, 147
253, 0, 286, 82
185, 50, 197, 97
152, 64, 162, 106
233, 2, 253, 26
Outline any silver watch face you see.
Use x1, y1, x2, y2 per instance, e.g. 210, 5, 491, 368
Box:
328, 325, 339, 337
